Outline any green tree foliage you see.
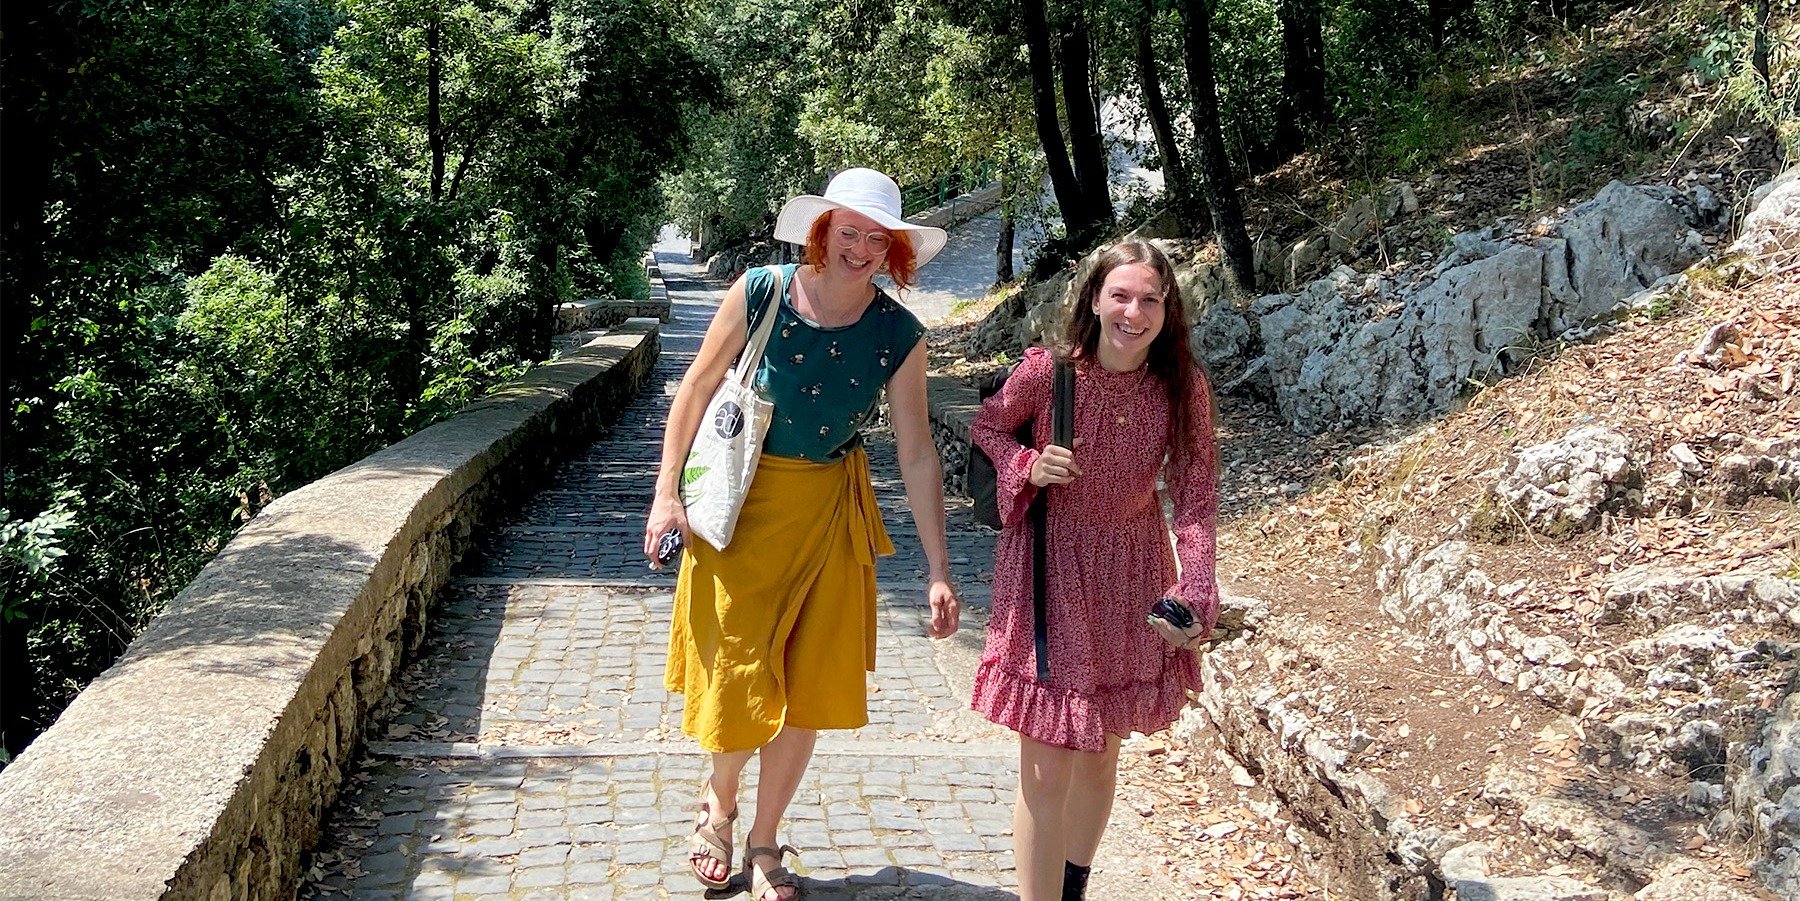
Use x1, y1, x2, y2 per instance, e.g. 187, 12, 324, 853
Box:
1, 0, 717, 754
664, 0, 822, 255
667, 0, 1045, 260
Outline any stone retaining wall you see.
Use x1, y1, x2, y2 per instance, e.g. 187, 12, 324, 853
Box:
927, 374, 983, 498
556, 298, 671, 333
0, 321, 661, 901
910, 183, 1003, 231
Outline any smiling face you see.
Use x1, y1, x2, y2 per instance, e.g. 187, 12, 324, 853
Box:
1091, 262, 1167, 371
823, 209, 892, 280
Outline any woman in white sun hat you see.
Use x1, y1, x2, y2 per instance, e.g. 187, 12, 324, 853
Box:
644, 167, 960, 901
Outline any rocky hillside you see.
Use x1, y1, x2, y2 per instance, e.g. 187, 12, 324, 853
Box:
929, 162, 1797, 901
1179, 169, 1798, 901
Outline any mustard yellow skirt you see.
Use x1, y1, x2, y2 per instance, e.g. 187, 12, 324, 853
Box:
665, 448, 894, 753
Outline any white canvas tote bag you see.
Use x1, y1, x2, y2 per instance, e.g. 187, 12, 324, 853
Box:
680, 265, 784, 551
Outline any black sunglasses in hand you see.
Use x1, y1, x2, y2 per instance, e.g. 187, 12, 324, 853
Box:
1149, 596, 1195, 630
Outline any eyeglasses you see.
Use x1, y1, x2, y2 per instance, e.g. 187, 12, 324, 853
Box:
832, 225, 892, 253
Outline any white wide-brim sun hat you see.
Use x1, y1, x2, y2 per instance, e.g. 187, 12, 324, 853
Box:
773, 168, 949, 268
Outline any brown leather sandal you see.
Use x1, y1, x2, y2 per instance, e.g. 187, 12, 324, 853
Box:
686, 783, 737, 890
743, 843, 802, 900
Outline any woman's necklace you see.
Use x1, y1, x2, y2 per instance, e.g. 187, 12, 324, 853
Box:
1084, 361, 1150, 426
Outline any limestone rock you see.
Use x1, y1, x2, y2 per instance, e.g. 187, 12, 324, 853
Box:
1491, 427, 1639, 536
1191, 299, 1260, 391
1440, 841, 1610, 900
1175, 261, 1226, 314
1601, 568, 1799, 629
1728, 166, 1800, 274
1717, 437, 1800, 505
1521, 796, 1663, 881
1254, 235, 1287, 290
1475, 877, 1610, 901
1719, 689, 1800, 900
704, 240, 780, 282
1237, 181, 1710, 434
1377, 536, 1520, 680
1287, 235, 1330, 286
1449, 228, 1511, 264
1131, 205, 1183, 240
1520, 634, 1578, 669
1214, 591, 1271, 637
1633, 866, 1772, 901
968, 270, 1072, 357
1410, 241, 1556, 405
1552, 180, 1707, 333
1329, 196, 1378, 254
1380, 181, 1420, 220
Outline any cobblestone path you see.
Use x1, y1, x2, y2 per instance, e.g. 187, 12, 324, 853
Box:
300, 248, 1184, 900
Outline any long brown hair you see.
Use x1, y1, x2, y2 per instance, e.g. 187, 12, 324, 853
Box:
1063, 240, 1204, 467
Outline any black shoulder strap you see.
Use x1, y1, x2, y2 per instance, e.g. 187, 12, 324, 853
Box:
1032, 357, 1074, 684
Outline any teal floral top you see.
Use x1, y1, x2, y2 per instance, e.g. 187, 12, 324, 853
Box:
743, 264, 925, 462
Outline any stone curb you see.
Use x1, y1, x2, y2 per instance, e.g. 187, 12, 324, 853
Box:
0, 321, 661, 900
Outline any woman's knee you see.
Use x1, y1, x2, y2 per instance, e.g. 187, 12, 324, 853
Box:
1018, 736, 1078, 797
1070, 736, 1121, 781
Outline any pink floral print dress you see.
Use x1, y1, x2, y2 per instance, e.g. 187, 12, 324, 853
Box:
969, 346, 1220, 752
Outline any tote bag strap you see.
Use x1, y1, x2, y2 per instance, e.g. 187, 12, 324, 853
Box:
727, 265, 785, 388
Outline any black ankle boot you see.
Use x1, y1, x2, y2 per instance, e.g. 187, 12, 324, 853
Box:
1063, 861, 1091, 901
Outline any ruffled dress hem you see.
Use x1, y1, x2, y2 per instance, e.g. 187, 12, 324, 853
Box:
970, 657, 1199, 752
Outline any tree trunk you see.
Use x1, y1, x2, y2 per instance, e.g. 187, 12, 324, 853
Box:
1, 613, 31, 759
531, 234, 561, 360
996, 211, 1016, 286
400, 245, 427, 408
1136, 0, 1201, 234
1021, 0, 1087, 244
1180, 0, 1256, 290
584, 218, 625, 275
1060, 17, 1113, 243
1274, 0, 1327, 160
1753, 0, 1771, 91
427, 19, 445, 202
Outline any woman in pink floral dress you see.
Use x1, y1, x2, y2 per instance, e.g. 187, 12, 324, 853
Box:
969, 240, 1219, 901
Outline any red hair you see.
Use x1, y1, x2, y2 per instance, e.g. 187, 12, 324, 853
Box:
803, 212, 919, 289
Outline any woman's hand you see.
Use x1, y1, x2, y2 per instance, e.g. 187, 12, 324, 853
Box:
1029, 443, 1081, 487
1148, 611, 1210, 651
926, 579, 961, 639
643, 494, 691, 571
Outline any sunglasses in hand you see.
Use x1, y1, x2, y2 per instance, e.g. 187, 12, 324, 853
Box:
1149, 597, 1195, 630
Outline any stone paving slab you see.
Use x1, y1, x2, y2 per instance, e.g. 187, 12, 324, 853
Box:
300, 751, 1021, 901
